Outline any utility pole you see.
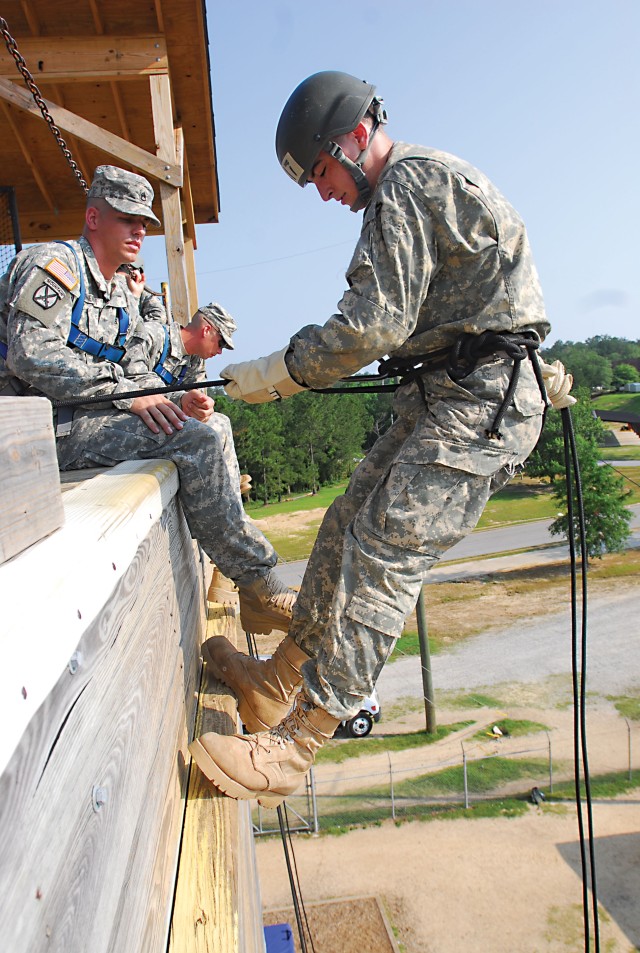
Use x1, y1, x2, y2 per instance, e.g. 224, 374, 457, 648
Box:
416, 587, 437, 733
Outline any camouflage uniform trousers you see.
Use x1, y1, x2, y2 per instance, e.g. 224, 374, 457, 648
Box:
55, 407, 276, 582
291, 358, 545, 720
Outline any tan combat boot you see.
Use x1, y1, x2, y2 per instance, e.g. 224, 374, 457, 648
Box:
236, 569, 297, 634
203, 635, 310, 732
189, 691, 341, 808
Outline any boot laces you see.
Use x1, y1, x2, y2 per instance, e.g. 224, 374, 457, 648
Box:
262, 571, 297, 613
260, 707, 305, 751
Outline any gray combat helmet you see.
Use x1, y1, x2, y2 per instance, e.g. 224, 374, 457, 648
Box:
275, 70, 387, 212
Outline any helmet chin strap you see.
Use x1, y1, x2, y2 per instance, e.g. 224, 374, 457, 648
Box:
326, 99, 387, 212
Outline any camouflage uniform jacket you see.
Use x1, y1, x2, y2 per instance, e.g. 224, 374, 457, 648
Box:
121, 319, 205, 406
0, 236, 145, 409
138, 288, 168, 324
287, 141, 550, 388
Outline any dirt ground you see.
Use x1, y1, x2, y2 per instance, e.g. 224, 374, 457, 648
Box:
256, 704, 640, 953
258, 796, 640, 952
253, 501, 640, 951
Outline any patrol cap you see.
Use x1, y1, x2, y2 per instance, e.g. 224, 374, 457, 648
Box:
197, 302, 237, 349
87, 165, 161, 227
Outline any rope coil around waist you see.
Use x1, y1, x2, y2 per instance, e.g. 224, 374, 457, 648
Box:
379, 330, 548, 440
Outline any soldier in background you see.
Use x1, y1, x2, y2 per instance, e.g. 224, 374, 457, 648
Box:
0, 164, 293, 635
189, 71, 556, 807
122, 301, 252, 496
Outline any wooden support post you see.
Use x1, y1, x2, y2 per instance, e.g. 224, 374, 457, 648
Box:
150, 73, 191, 326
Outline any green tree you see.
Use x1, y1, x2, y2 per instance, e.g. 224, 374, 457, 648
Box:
527, 390, 632, 558
612, 363, 640, 389
585, 335, 640, 362
541, 342, 613, 391
211, 392, 287, 504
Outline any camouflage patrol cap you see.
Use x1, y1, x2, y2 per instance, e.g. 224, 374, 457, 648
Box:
197, 302, 237, 349
88, 165, 161, 227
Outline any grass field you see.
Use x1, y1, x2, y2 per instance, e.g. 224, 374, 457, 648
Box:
592, 392, 640, 414
246, 466, 640, 563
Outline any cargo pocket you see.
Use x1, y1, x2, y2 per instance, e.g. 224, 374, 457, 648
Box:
345, 594, 406, 639
362, 461, 491, 557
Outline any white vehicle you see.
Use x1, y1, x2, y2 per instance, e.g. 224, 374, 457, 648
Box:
340, 689, 382, 738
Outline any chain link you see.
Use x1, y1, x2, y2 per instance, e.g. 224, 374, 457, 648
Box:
1, 17, 88, 193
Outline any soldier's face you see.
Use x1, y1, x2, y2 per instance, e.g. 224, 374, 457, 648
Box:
308, 150, 359, 208
201, 328, 224, 359
95, 204, 148, 262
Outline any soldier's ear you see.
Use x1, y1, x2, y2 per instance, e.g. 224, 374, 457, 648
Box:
85, 204, 100, 231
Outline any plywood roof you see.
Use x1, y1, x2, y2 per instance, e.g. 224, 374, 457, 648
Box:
0, 0, 219, 244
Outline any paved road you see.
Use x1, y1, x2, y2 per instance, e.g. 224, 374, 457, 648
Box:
276, 503, 640, 586
376, 580, 640, 703
273, 504, 640, 706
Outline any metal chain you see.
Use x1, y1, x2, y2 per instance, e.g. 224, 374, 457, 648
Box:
1, 17, 88, 192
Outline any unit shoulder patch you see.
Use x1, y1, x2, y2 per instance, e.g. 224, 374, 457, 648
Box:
44, 257, 79, 291
14, 268, 73, 328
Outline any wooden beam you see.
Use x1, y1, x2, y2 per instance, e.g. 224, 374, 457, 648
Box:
176, 126, 198, 250
87, 0, 104, 33
154, 0, 165, 33
184, 239, 198, 314
50, 83, 93, 187
0, 36, 169, 82
18, 0, 40, 35
150, 73, 191, 325
0, 101, 55, 211
0, 76, 182, 187
110, 81, 132, 143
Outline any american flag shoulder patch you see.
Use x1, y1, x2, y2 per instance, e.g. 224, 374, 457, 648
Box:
44, 257, 79, 291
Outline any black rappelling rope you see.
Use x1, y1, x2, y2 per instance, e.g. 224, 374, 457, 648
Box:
51, 373, 397, 408
562, 406, 600, 953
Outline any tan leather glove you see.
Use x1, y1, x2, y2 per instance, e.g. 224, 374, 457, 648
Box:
221, 346, 305, 403
239, 473, 252, 497
540, 359, 577, 409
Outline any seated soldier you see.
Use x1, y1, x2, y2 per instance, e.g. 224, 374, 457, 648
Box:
121, 301, 252, 496
0, 164, 292, 635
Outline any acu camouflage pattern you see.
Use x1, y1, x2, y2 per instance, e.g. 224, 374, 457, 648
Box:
0, 238, 277, 582
284, 143, 550, 718
138, 287, 169, 324
0, 237, 141, 401
87, 165, 161, 226
122, 317, 206, 407
198, 302, 237, 349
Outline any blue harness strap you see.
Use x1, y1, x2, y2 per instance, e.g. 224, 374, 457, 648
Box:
58, 241, 129, 363
0, 341, 7, 359
153, 324, 187, 385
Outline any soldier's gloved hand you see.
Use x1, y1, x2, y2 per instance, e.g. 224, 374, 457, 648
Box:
540, 359, 577, 409
221, 346, 305, 403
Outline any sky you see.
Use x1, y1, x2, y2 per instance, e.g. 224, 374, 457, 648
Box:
139, 0, 640, 375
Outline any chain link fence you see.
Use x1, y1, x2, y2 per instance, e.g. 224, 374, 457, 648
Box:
253, 718, 639, 836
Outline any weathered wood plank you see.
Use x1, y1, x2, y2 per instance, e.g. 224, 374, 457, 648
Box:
0, 396, 64, 565
0, 35, 169, 81
0, 486, 209, 953
169, 595, 266, 953
0, 459, 180, 777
